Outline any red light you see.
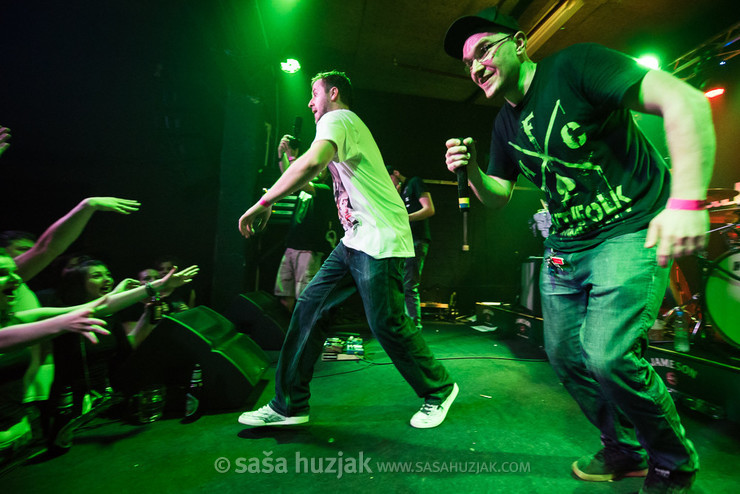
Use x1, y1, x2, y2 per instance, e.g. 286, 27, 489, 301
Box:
705, 88, 725, 98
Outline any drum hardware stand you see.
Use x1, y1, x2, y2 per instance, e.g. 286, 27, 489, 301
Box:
661, 293, 703, 339
707, 222, 739, 235
670, 250, 740, 350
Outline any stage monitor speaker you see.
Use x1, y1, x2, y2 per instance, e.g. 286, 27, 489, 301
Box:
120, 306, 270, 411
224, 291, 290, 351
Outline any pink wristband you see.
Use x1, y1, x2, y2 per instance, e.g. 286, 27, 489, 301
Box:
667, 198, 705, 210
258, 197, 271, 208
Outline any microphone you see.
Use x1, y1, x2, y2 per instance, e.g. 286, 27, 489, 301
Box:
456, 137, 474, 211
456, 166, 469, 211
456, 138, 474, 251
287, 117, 303, 149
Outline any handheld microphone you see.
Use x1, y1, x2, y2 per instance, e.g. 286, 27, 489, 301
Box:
456, 138, 475, 251
288, 117, 303, 148
456, 137, 474, 211
456, 166, 469, 211
292, 116, 302, 138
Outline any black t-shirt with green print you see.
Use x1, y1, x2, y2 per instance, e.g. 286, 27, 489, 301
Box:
488, 43, 670, 252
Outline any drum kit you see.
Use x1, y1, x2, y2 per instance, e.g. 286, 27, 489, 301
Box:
660, 187, 740, 350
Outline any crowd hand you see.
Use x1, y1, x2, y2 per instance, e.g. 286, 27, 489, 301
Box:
159, 265, 199, 297
238, 202, 271, 239
278, 134, 296, 159
0, 126, 10, 157
84, 197, 141, 214
645, 208, 709, 267
61, 305, 109, 344
445, 137, 477, 174
113, 278, 139, 294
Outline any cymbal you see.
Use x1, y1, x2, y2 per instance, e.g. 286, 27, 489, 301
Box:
706, 188, 739, 202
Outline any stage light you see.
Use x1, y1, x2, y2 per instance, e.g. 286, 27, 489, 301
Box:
636, 55, 661, 70
704, 87, 725, 98
280, 58, 301, 74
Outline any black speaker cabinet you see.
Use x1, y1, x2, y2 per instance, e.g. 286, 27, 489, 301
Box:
224, 291, 291, 350
119, 306, 270, 411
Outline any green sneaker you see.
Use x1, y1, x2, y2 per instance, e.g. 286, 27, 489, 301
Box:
572, 448, 648, 481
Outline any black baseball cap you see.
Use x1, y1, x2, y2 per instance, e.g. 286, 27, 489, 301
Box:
444, 6, 520, 60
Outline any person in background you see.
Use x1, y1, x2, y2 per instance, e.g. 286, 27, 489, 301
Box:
387, 166, 434, 329
1, 252, 197, 461
273, 134, 337, 313
48, 258, 198, 451
155, 255, 196, 309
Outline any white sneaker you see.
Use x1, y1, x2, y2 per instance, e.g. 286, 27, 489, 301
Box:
237, 404, 309, 426
410, 383, 459, 429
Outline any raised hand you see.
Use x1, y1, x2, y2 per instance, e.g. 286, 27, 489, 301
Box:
85, 197, 141, 214
60, 306, 110, 344
158, 265, 199, 296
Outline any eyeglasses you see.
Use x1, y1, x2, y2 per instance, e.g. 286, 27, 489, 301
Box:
463, 34, 514, 73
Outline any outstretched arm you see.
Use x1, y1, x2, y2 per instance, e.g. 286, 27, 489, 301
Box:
0, 307, 108, 351
14, 197, 141, 281
239, 139, 336, 238
16, 265, 199, 322
445, 137, 514, 209
624, 70, 715, 267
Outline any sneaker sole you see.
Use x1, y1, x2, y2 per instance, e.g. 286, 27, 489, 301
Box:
237, 414, 309, 427
571, 461, 648, 482
410, 382, 459, 429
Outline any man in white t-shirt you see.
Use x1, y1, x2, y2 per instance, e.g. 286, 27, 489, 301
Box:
237, 70, 457, 429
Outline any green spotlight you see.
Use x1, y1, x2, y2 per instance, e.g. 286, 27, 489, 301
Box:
636, 55, 660, 70
281, 58, 301, 74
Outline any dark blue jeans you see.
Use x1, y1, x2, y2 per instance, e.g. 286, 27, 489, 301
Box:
403, 240, 429, 323
270, 242, 454, 416
541, 230, 698, 472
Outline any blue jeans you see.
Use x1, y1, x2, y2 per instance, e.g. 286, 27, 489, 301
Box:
270, 242, 454, 416
403, 240, 429, 324
541, 230, 698, 472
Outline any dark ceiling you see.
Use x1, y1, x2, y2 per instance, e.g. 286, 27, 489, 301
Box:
233, 0, 740, 106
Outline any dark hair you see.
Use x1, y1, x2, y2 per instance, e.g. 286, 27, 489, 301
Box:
0, 230, 37, 248
154, 254, 184, 271
57, 258, 108, 305
311, 70, 353, 108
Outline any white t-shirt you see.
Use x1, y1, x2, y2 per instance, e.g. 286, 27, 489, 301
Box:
314, 109, 413, 259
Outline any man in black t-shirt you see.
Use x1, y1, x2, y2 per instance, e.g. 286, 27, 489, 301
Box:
443, 7, 714, 493
387, 167, 434, 329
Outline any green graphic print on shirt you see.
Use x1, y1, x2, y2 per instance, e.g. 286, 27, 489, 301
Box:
488, 43, 670, 253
